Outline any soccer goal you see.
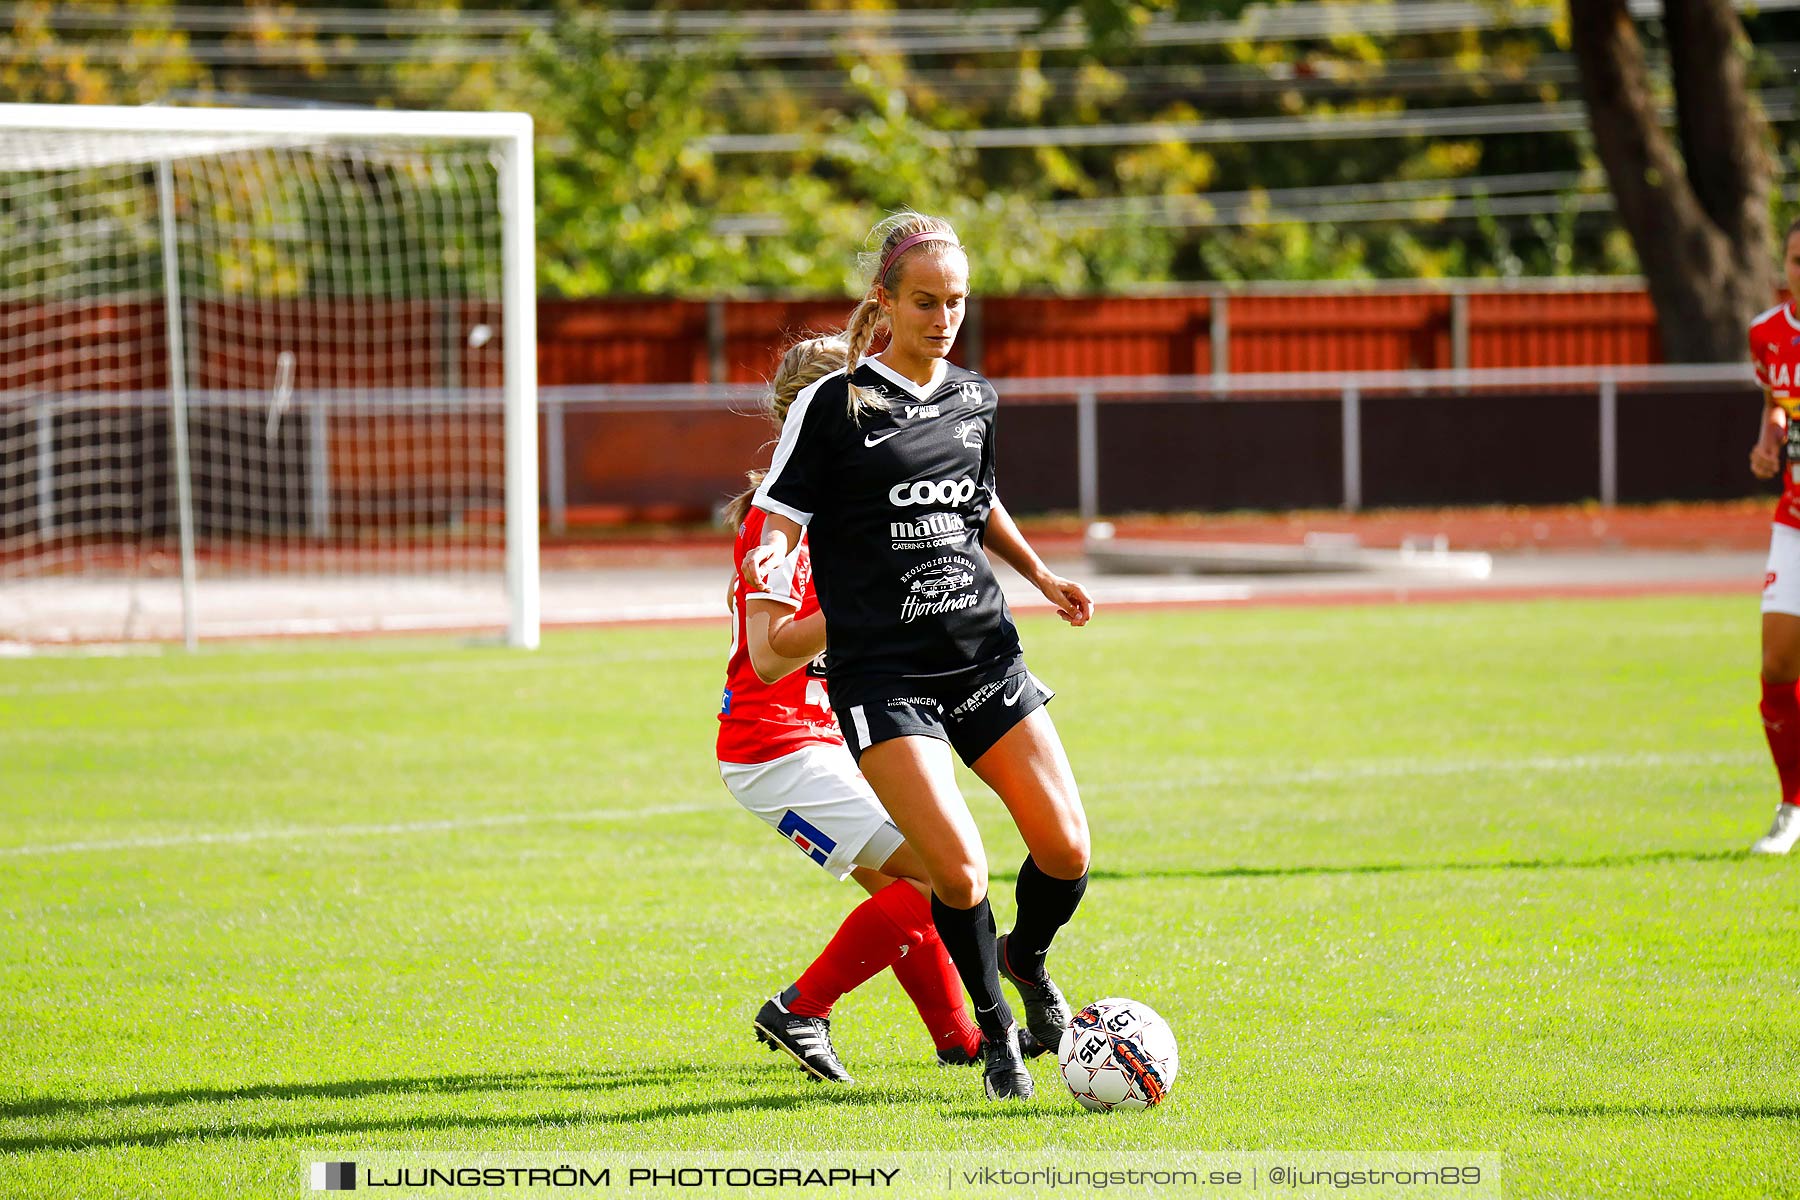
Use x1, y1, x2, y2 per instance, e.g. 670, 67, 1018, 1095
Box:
0, 103, 539, 649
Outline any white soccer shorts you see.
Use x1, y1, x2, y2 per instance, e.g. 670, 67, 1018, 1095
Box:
717, 743, 905, 880
1765, 525, 1800, 617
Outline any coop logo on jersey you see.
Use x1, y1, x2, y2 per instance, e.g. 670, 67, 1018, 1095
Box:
889, 477, 976, 507
890, 511, 969, 550
953, 419, 983, 449
777, 810, 839, 868
899, 555, 979, 623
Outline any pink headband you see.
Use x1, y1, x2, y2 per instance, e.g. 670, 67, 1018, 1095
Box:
878, 231, 959, 282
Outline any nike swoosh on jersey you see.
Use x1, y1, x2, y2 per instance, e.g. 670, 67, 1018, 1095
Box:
863, 428, 904, 447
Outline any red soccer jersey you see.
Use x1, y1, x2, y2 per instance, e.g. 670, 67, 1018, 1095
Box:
716, 506, 844, 765
1750, 301, 1800, 529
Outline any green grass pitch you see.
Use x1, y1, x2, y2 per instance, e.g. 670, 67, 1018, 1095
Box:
2, 595, 1796, 1198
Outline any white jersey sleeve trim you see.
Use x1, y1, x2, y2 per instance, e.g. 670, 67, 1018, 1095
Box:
752, 371, 843, 527
745, 591, 802, 608
755, 495, 813, 526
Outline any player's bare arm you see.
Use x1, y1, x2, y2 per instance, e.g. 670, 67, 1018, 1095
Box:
984, 499, 1094, 627
743, 511, 803, 591
1753, 390, 1785, 479
745, 600, 826, 685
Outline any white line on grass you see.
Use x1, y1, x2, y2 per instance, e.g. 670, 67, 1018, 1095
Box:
4, 752, 1751, 859
0, 803, 712, 858
0, 646, 711, 699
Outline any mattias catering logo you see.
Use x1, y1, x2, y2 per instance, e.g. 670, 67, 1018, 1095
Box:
900, 555, 978, 623
889, 510, 968, 550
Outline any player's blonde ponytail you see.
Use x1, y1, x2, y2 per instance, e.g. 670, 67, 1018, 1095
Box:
845, 212, 964, 422
721, 334, 850, 529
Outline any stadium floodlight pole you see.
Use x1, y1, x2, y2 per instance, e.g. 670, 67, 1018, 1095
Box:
155, 157, 200, 653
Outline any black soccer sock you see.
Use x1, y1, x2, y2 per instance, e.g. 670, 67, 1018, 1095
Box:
929, 893, 1015, 1042
1005, 855, 1089, 983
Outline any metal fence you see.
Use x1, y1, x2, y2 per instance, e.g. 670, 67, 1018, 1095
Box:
537, 362, 1765, 525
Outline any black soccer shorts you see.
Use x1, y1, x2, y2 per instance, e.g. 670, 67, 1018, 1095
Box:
831, 656, 1055, 767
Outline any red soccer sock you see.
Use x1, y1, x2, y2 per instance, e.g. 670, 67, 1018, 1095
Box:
1762, 679, 1800, 805
788, 881, 931, 1019
890, 925, 982, 1057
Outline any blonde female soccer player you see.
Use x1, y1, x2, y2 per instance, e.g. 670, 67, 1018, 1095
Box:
743, 214, 1094, 1100
718, 335, 991, 1084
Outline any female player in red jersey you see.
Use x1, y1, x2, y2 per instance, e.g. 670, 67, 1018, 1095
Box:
744, 213, 1095, 1101
717, 335, 989, 1082
1746, 215, 1800, 854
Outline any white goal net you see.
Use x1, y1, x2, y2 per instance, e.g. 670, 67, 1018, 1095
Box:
0, 104, 538, 648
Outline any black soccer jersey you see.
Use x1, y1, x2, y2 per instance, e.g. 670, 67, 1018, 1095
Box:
753, 356, 1021, 688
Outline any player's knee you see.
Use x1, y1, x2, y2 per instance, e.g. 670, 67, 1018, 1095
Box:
1037, 807, 1090, 878
1036, 837, 1089, 880
1764, 617, 1800, 681
933, 860, 988, 909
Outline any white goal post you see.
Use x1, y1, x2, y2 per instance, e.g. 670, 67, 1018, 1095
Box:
0, 103, 539, 649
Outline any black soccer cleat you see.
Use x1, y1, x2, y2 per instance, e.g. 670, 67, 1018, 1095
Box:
936, 1027, 1046, 1068
934, 1043, 981, 1068
996, 932, 1073, 1053
754, 991, 853, 1084
981, 1023, 1035, 1100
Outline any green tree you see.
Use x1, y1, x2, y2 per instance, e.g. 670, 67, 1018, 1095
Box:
516, 13, 729, 295
972, 0, 1609, 282
0, 0, 203, 104
1568, 0, 1775, 361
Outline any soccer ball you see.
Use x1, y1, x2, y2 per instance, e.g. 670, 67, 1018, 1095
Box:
1057, 997, 1178, 1112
